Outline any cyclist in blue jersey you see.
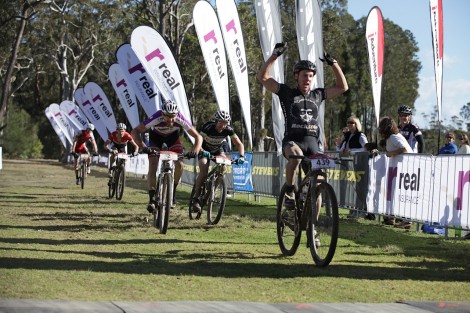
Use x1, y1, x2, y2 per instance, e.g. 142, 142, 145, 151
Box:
190, 110, 245, 213
397, 105, 425, 153
256, 43, 348, 207
131, 99, 203, 213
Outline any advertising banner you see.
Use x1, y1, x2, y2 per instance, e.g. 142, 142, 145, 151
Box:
74, 87, 108, 141
194, 1, 230, 114
108, 63, 140, 128
231, 152, 253, 192
83, 82, 117, 133
45, 106, 68, 148
366, 6, 384, 128
216, 0, 252, 148
255, 0, 285, 155
59, 100, 88, 133
116, 43, 160, 118
429, 0, 444, 121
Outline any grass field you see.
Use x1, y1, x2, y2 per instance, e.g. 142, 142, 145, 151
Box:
0, 159, 469, 303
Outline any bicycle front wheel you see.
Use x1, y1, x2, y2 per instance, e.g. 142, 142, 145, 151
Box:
116, 167, 126, 200
276, 184, 301, 256
307, 181, 339, 267
207, 176, 226, 225
80, 162, 86, 189
159, 173, 172, 234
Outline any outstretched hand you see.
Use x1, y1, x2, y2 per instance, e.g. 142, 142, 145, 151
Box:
272, 42, 287, 57
319, 52, 337, 66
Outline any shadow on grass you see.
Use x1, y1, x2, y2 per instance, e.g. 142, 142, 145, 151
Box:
0, 251, 468, 281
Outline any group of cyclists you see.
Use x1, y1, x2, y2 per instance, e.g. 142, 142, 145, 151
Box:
70, 42, 351, 216
70, 99, 246, 214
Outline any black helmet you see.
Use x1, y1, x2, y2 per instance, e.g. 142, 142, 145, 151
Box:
293, 60, 316, 74
397, 105, 413, 115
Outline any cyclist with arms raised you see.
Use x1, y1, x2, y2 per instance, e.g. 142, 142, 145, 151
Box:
71, 123, 98, 185
256, 43, 348, 207
190, 110, 245, 213
104, 123, 139, 178
131, 99, 203, 213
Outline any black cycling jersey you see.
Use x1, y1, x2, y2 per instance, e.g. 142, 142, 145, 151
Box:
276, 84, 326, 141
398, 123, 423, 153
198, 120, 237, 154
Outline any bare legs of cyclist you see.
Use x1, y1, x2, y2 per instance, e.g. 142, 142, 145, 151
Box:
191, 157, 210, 213
73, 155, 80, 185
146, 156, 159, 213
283, 142, 303, 209
172, 159, 183, 208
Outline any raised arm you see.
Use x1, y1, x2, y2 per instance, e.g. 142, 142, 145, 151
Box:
320, 53, 348, 100
256, 43, 287, 94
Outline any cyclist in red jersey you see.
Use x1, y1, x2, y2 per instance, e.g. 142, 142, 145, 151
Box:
71, 123, 98, 185
103, 123, 139, 178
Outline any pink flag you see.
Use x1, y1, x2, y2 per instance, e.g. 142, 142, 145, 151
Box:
430, 0, 443, 122
366, 6, 384, 128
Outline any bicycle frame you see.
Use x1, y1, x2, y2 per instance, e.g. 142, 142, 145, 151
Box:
108, 153, 130, 200
190, 155, 232, 225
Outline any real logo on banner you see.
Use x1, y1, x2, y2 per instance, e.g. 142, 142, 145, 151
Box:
231, 152, 253, 193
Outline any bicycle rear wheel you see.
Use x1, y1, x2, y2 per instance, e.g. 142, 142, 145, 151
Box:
276, 184, 301, 256
159, 173, 172, 234
207, 176, 226, 225
108, 168, 115, 198
80, 162, 86, 189
188, 184, 202, 220
116, 167, 126, 200
307, 181, 339, 267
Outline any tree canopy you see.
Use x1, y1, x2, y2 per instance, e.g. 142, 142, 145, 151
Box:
0, 0, 466, 158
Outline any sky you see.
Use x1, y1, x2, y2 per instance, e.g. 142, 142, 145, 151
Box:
347, 0, 470, 129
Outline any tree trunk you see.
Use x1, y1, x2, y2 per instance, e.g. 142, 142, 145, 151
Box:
0, 4, 30, 129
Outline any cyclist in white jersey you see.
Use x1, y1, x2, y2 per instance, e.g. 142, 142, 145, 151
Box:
131, 100, 203, 213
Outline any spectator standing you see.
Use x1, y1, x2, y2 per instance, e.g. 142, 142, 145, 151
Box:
457, 133, 470, 154
397, 105, 425, 153
336, 116, 368, 156
439, 132, 458, 155
378, 116, 413, 228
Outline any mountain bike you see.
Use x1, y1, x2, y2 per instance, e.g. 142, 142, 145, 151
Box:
147, 149, 192, 234
277, 153, 339, 267
76, 153, 89, 189
188, 154, 234, 225
108, 153, 133, 200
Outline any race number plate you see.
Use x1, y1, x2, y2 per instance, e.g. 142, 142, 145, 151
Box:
311, 155, 335, 169
116, 153, 128, 160
159, 151, 179, 161
215, 156, 232, 165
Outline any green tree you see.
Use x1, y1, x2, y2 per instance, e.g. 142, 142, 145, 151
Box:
1, 105, 43, 158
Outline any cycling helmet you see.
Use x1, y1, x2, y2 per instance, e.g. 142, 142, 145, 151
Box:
397, 105, 413, 115
293, 60, 316, 74
162, 99, 178, 114
117, 123, 126, 130
86, 123, 95, 131
214, 110, 231, 123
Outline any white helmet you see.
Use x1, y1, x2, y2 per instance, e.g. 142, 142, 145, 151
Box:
214, 110, 231, 123
86, 123, 95, 131
162, 100, 178, 114
117, 123, 126, 130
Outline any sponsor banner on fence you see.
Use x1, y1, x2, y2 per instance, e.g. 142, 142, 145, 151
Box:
231, 152, 253, 192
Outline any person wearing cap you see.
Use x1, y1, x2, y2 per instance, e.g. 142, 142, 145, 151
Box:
190, 110, 245, 213
439, 132, 458, 154
103, 123, 139, 179
397, 105, 425, 153
256, 42, 348, 209
71, 123, 98, 185
131, 99, 203, 213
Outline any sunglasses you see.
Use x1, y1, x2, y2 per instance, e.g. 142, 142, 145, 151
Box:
399, 114, 410, 117
347, 121, 355, 124
446, 137, 453, 139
